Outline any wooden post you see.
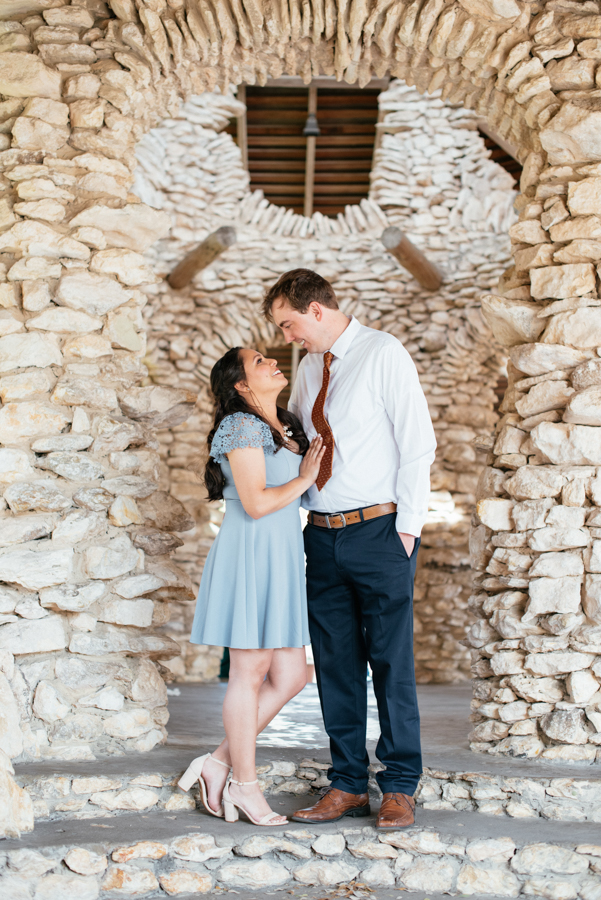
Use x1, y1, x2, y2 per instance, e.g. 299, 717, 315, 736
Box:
381, 226, 442, 291
167, 226, 237, 290
304, 85, 318, 218
237, 85, 248, 170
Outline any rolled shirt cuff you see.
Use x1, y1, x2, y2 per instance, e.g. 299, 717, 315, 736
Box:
395, 512, 424, 538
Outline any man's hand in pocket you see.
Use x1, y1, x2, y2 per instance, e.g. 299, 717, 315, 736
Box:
398, 533, 415, 557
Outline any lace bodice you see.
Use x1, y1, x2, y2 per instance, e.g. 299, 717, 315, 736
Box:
210, 412, 276, 464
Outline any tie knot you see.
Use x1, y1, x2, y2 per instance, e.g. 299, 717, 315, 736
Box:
324, 351, 334, 368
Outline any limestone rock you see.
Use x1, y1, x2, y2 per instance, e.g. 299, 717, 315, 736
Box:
0, 546, 73, 590
119, 385, 197, 429
312, 834, 346, 856
0, 514, 56, 547
568, 177, 601, 216
90, 249, 157, 287
477, 498, 514, 530
137, 492, 195, 532
504, 466, 564, 500
0, 616, 66, 655
0, 449, 35, 484
531, 421, 601, 464
543, 308, 601, 349
132, 528, 183, 555
0, 401, 70, 443
293, 859, 360, 886
159, 871, 212, 895
39, 581, 107, 612
360, 860, 395, 886
0, 671, 23, 758
171, 833, 231, 862
237, 834, 310, 858
37, 452, 104, 482
530, 264, 596, 300
480, 296, 546, 347
542, 707, 591, 744
526, 576, 582, 617
4, 480, 71, 513
0, 221, 89, 261
564, 386, 601, 425
69, 204, 171, 252
84, 534, 140, 579
69, 627, 180, 659
529, 526, 589, 552
79, 687, 124, 711
7, 847, 56, 876
583, 574, 601, 622
516, 381, 574, 418
109, 496, 143, 526
114, 575, 164, 599
529, 551, 583, 578
525, 651, 595, 676
0, 369, 56, 402
507, 675, 564, 703
400, 857, 459, 893
567, 669, 599, 704
97, 597, 154, 628
73, 487, 114, 511
102, 866, 159, 895
111, 842, 167, 862
0, 332, 63, 374
56, 271, 132, 317
33, 680, 69, 723
91, 786, 159, 810
0, 52, 61, 100
27, 308, 102, 334
63, 335, 113, 360
457, 0, 519, 20
64, 848, 107, 876
102, 476, 157, 498
540, 103, 601, 165
572, 358, 601, 390
51, 510, 106, 546
456, 863, 520, 896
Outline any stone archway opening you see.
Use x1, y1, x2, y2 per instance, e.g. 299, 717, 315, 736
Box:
0, 3, 600, 842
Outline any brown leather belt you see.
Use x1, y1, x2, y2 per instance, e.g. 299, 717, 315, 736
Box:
307, 502, 397, 529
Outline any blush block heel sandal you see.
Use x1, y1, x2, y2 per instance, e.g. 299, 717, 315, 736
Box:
178, 753, 231, 818
223, 779, 288, 826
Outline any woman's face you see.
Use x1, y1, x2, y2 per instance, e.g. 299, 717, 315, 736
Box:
235, 348, 288, 400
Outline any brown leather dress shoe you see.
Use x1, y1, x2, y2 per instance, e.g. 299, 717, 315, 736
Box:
376, 792, 415, 830
291, 788, 370, 823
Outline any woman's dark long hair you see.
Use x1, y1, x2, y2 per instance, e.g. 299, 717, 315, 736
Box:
204, 347, 309, 501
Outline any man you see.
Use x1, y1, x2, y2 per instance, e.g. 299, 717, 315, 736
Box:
262, 268, 436, 830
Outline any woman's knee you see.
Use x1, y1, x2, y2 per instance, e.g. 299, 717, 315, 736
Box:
228, 649, 272, 689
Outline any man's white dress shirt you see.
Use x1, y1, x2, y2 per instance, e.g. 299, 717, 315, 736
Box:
288, 316, 436, 537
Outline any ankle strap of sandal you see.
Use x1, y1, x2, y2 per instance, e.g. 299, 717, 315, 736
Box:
230, 778, 258, 786
210, 755, 231, 769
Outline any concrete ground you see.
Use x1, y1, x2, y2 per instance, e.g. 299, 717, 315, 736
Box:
16, 681, 601, 781
8, 683, 601, 900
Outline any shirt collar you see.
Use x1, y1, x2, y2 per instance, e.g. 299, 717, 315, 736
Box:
329, 316, 360, 361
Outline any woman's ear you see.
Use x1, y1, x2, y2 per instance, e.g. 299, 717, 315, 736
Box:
234, 380, 249, 394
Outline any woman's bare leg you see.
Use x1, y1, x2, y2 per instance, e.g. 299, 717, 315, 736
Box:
204, 647, 307, 816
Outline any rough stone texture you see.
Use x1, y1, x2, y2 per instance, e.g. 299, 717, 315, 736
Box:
3, 0, 601, 761
133, 84, 514, 685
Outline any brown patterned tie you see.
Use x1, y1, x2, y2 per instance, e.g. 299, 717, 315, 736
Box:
311, 351, 334, 491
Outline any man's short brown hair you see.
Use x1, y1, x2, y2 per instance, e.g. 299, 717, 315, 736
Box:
262, 268, 338, 322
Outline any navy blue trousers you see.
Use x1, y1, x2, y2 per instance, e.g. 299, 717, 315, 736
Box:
304, 512, 422, 796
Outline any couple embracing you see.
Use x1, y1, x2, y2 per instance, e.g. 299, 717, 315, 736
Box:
178, 268, 436, 830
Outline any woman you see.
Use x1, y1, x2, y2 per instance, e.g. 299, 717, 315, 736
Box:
178, 347, 324, 827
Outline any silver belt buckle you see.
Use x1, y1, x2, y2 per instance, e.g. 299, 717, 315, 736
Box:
325, 512, 346, 529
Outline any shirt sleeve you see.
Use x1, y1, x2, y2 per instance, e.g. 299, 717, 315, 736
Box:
380, 341, 436, 537
210, 413, 276, 463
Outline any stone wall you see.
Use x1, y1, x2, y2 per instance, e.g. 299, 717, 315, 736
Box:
2, 0, 601, 806
133, 81, 515, 685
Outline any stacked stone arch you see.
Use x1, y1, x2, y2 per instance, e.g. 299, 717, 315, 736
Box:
0, 0, 600, 841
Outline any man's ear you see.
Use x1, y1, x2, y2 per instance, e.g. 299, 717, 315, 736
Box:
309, 301, 323, 320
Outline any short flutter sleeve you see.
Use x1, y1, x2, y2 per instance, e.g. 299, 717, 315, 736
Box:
210, 413, 276, 463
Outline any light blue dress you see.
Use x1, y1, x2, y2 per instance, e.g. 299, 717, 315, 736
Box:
190, 412, 310, 649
